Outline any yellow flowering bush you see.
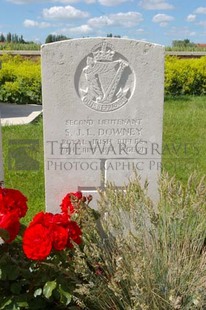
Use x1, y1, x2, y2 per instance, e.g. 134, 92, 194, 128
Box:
165, 56, 206, 96
0, 54, 205, 105
0, 54, 41, 104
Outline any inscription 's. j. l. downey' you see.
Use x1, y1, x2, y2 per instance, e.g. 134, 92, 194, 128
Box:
42, 38, 165, 212
75, 41, 135, 112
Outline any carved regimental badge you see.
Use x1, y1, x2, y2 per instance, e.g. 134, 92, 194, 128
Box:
75, 41, 135, 112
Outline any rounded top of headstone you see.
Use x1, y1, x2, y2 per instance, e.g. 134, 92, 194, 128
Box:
41, 37, 164, 51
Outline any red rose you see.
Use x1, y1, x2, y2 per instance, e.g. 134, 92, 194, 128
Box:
61, 191, 82, 216
0, 212, 20, 243
0, 188, 28, 218
73, 191, 82, 200
23, 223, 52, 260
28, 211, 45, 227
29, 212, 69, 228
53, 213, 70, 226
67, 239, 74, 249
23, 210, 82, 260
61, 194, 74, 215
52, 225, 68, 251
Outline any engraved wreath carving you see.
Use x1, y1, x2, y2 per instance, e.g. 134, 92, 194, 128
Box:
75, 41, 135, 112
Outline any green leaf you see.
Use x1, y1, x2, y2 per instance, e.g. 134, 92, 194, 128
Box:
7, 266, 19, 280
59, 285, 72, 306
0, 298, 12, 309
18, 223, 27, 237
0, 229, 9, 242
43, 281, 57, 299
10, 282, 22, 295
17, 301, 29, 309
34, 288, 42, 298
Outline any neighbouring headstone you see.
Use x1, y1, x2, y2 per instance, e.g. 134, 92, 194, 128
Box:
42, 38, 164, 212
0, 117, 4, 182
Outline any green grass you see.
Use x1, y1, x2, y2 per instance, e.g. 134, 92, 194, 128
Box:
162, 95, 206, 182
1, 96, 206, 223
2, 117, 44, 223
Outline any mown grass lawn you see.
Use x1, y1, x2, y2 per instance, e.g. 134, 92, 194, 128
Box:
163, 95, 206, 182
2, 96, 206, 223
2, 117, 44, 224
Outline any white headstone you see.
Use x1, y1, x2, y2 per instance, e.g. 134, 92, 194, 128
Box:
42, 38, 164, 212
0, 118, 3, 182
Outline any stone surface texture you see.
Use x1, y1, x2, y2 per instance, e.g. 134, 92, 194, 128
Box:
42, 38, 164, 212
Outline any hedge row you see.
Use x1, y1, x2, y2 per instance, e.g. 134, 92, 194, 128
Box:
165, 55, 206, 96
0, 54, 41, 104
0, 54, 206, 104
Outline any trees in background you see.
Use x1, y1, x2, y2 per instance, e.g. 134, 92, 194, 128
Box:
172, 39, 196, 49
0, 33, 40, 50
107, 34, 121, 38
0, 32, 26, 43
45, 33, 121, 43
0, 34, 5, 42
45, 34, 69, 43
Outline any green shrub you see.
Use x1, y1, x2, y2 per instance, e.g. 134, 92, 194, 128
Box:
165, 56, 206, 96
0, 54, 206, 104
0, 54, 41, 104
0, 42, 40, 51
